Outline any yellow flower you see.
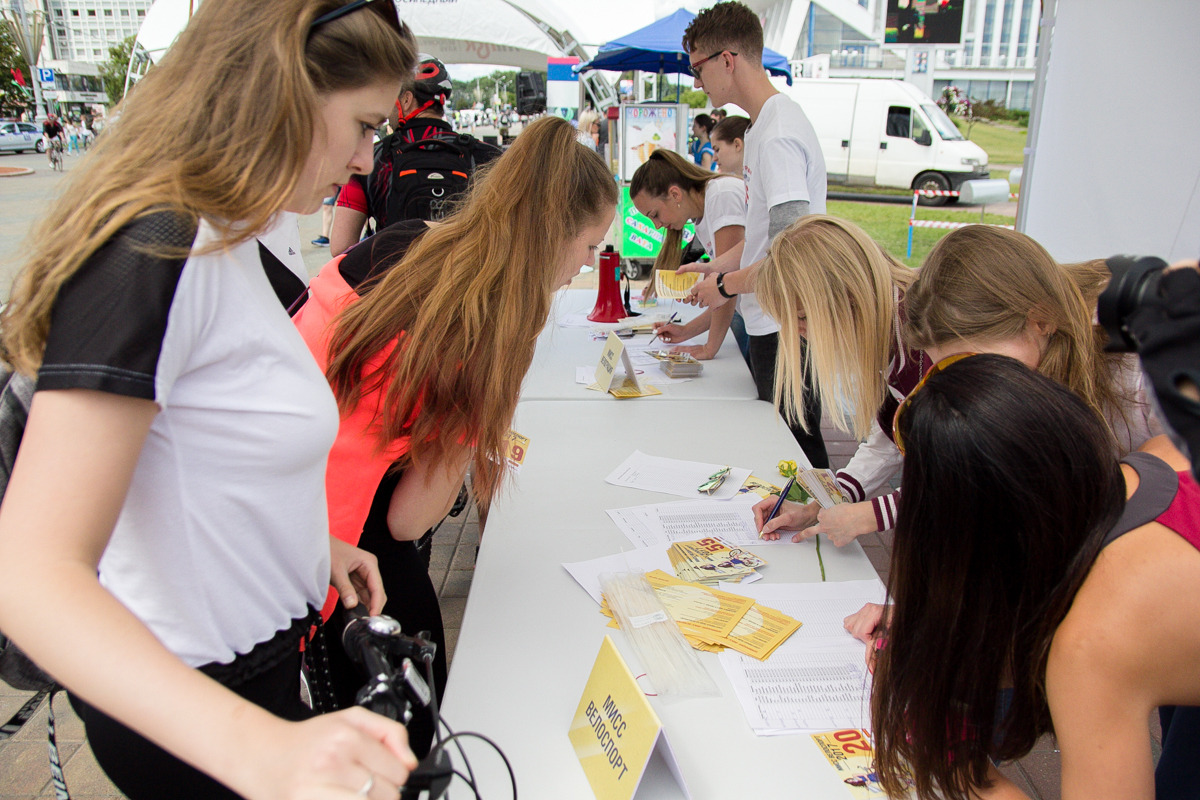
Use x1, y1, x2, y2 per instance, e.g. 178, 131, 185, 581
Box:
777, 459, 798, 478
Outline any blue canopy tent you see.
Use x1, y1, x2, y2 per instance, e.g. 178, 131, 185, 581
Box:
576, 8, 793, 91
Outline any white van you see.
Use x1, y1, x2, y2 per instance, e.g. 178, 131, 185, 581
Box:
781, 78, 989, 205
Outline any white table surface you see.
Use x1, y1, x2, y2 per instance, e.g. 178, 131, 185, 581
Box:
441, 400, 881, 799
519, 290, 759, 402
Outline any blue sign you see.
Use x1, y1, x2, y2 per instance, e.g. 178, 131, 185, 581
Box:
36, 67, 54, 84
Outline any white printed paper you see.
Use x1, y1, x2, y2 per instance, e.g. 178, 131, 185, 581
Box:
715, 580, 888, 735
562, 547, 675, 604
605, 451, 751, 501
605, 498, 785, 549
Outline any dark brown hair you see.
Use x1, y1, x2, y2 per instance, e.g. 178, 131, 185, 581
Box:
872, 355, 1126, 799
682, 1, 764, 60
712, 115, 750, 145
629, 149, 723, 274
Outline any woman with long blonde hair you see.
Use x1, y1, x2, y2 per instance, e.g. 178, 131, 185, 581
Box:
296, 118, 616, 732
631, 148, 745, 361
752, 215, 924, 544
757, 223, 1162, 554
0, 2, 422, 797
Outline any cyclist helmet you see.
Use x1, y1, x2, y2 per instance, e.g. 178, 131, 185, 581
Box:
412, 54, 452, 105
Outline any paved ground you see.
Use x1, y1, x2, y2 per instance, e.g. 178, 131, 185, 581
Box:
0, 147, 1155, 799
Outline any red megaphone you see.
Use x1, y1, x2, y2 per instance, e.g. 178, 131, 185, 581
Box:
588, 245, 625, 323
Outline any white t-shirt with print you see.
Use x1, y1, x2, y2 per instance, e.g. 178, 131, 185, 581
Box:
694, 175, 746, 259
38, 213, 338, 668
738, 92, 828, 335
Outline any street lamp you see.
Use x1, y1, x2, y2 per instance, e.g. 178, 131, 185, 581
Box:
1, 2, 48, 119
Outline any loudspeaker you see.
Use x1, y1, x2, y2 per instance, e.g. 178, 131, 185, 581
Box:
516, 71, 546, 115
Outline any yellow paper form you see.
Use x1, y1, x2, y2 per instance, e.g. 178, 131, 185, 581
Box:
600, 572, 803, 660
642, 570, 753, 638
654, 269, 701, 300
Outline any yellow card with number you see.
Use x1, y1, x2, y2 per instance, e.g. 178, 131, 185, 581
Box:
501, 430, 530, 473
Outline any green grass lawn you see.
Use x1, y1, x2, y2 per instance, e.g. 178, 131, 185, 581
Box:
828, 199, 1014, 267
952, 118, 1028, 166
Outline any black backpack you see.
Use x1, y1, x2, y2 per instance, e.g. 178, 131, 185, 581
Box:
381, 133, 500, 224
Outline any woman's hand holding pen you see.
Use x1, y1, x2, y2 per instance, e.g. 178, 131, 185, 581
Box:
753, 497, 819, 540
652, 314, 699, 345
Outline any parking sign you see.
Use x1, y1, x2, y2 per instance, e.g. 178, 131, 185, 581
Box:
36, 67, 54, 84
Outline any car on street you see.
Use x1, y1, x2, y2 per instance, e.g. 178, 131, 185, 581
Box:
0, 122, 45, 154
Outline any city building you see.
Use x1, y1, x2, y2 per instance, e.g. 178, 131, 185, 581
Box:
32, 0, 149, 64
747, 0, 1039, 110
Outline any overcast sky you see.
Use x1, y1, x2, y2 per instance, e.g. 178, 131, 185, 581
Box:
446, 0, 708, 79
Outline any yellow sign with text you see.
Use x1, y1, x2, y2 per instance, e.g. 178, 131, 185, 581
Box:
592, 332, 660, 398
568, 637, 687, 800
594, 332, 625, 393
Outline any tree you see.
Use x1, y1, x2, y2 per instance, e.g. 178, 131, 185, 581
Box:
449, 69, 519, 109
937, 85, 976, 138
99, 35, 137, 107
0, 22, 32, 117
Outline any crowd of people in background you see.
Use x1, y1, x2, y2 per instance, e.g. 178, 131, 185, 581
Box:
0, 2, 1196, 800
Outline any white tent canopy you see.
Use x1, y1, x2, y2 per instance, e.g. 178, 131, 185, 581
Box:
137, 0, 591, 71
1017, 0, 1200, 262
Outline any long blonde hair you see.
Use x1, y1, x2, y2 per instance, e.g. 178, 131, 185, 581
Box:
902, 227, 1128, 438
629, 148, 724, 273
2, 0, 415, 373
325, 116, 618, 506
757, 215, 914, 439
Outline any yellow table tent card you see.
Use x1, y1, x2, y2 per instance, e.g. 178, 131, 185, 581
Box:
591, 331, 661, 399
569, 636, 691, 800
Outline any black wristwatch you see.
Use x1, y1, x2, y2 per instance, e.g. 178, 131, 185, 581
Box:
716, 272, 736, 299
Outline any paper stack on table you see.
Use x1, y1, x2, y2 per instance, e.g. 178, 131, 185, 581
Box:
599, 570, 802, 660
668, 538, 766, 585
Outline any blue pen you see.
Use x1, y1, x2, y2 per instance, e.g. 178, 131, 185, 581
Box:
762, 476, 796, 533
647, 312, 679, 346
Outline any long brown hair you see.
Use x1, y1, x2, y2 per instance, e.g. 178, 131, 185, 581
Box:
325, 117, 617, 505
630, 148, 724, 273
902, 227, 1131, 445
872, 355, 1125, 799
757, 215, 914, 438
2, 0, 415, 373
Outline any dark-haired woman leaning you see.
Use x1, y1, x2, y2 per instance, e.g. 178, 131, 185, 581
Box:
871, 354, 1200, 800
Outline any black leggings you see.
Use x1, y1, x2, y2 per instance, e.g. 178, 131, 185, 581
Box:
323, 469, 448, 759
71, 623, 312, 800
748, 332, 829, 468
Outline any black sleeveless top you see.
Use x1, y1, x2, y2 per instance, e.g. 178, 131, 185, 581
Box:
1102, 451, 1180, 547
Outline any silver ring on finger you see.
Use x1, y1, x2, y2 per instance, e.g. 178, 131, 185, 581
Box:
358, 774, 375, 796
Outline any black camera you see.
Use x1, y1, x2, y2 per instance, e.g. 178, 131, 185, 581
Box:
1097, 255, 1170, 353
1098, 255, 1200, 479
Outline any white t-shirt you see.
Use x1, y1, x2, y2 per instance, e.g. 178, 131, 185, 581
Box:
694, 175, 746, 259
38, 213, 338, 667
739, 92, 828, 335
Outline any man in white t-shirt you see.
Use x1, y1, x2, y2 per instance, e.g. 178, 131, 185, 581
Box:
681, 1, 829, 467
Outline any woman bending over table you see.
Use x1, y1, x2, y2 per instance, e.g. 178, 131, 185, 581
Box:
758, 224, 1160, 548
0, 2, 419, 798
294, 116, 618, 750
749, 215, 926, 541
870, 354, 1200, 800
632, 148, 745, 361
